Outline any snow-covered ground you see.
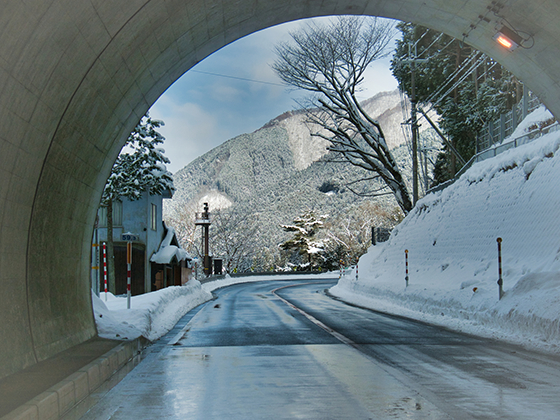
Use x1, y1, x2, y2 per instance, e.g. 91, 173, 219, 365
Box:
332, 106, 560, 354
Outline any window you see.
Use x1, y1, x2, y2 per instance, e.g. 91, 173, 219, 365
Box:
151, 203, 157, 230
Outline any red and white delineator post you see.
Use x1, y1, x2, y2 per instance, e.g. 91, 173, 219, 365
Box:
103, 242, 108, 301
127, 241, 132, 309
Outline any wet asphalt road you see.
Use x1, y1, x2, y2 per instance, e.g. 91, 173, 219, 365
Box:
73, 278, 560, 419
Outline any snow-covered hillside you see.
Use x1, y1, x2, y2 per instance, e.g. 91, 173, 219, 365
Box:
166, 88, 437, 271
332, 107, 560, 353
274, 89, 412, 170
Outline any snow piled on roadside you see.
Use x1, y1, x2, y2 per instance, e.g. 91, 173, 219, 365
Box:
331, 125, 560, 354
507, 104, 554, 140
92, 280, 212, 341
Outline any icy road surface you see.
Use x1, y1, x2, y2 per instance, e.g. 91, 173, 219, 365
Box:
74, 278, 560, 419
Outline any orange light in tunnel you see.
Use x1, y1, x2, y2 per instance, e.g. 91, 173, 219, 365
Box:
493, 25, 523, 52
495, 35, 513, 50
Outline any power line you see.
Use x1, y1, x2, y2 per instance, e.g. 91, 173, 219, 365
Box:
423, 50, 481, 105
417, 33, 444, 58
190, 70, 286, 87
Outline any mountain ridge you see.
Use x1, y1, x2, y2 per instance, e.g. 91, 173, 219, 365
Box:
165, 88, 438, 270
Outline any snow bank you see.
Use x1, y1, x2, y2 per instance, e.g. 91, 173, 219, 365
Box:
331, 126, 560, 353
92, 280, 212, 341
507, 104, 554, 140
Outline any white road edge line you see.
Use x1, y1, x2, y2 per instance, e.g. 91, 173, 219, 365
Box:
271, 283, 357, 347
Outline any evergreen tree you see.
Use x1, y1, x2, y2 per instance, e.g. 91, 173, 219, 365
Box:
391, 23, 521, 186
279, 211, 328, 271
100, 113, 174, 293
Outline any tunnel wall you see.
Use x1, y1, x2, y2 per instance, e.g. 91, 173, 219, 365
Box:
0, 0, 559, 379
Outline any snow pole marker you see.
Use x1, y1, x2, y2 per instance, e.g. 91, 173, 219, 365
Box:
497, 237, 503, 300
339, 260, 343, 279
102, 242, 108, 301
355, 257, 359, 280
405, 249, 409, 287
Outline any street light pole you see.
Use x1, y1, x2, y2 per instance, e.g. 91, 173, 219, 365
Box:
195, 203, 212, 277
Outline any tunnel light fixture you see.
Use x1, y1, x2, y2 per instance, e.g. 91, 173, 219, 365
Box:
493, 25, 523, 51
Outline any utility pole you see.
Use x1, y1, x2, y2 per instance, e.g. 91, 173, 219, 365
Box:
411, 51, 419, 205
406, 43, 427, 205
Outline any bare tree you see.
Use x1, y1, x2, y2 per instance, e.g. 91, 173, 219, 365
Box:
272, 16, 413, 214
211, 206, 261, 273
163, 199, 198, 253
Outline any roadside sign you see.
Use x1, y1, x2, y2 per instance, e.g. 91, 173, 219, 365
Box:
122, 233, 138, 241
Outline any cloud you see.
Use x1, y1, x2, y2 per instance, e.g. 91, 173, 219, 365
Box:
150, 98, 229, 173
149, 16, 401, 173
357, 58, 399, 100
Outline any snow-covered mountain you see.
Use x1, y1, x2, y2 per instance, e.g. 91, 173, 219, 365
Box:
165, 89, 438, 267
170, 89, 419, 211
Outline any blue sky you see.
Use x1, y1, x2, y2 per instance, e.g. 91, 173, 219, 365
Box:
150, 17, 399, 173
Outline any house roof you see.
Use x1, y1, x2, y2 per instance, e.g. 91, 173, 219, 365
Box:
150, 224, 191, 264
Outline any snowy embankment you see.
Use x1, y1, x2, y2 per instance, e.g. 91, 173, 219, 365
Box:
331, 107, 560, 353
92, 280, 212, 341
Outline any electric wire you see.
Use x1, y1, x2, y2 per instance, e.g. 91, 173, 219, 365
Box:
420, 37, 456, 62
412, 28, 431, 49
422, 50, 481, 106
416, 33, 444, 58
429, 54, 485, 109
190, 70, 286, 87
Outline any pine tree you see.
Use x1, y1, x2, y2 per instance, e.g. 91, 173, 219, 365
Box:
100, 113, 174, 293
279, 211, 328, 271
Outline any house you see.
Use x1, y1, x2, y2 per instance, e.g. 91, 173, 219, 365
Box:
150, 224, 193, 289
94, 189, 192, 295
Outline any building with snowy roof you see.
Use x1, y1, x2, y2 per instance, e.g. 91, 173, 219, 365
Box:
95, 189, 192, 295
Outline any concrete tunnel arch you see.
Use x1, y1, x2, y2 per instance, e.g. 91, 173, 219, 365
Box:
1, 0, 559, 379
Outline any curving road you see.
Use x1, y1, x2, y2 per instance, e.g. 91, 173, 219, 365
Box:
72, 278, 560, 419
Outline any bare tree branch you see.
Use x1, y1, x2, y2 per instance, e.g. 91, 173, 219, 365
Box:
272, 16, 412, 213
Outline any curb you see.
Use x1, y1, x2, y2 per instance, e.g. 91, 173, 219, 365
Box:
1, 337, 149, 420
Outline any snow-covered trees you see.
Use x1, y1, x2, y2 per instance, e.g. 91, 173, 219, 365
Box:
279, 211, 328, 270
391, 22, 522, 186
101, 114, 174, 293
102, 114, 173, 204
211, 206, 261, 273
272, 17, 413, 214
